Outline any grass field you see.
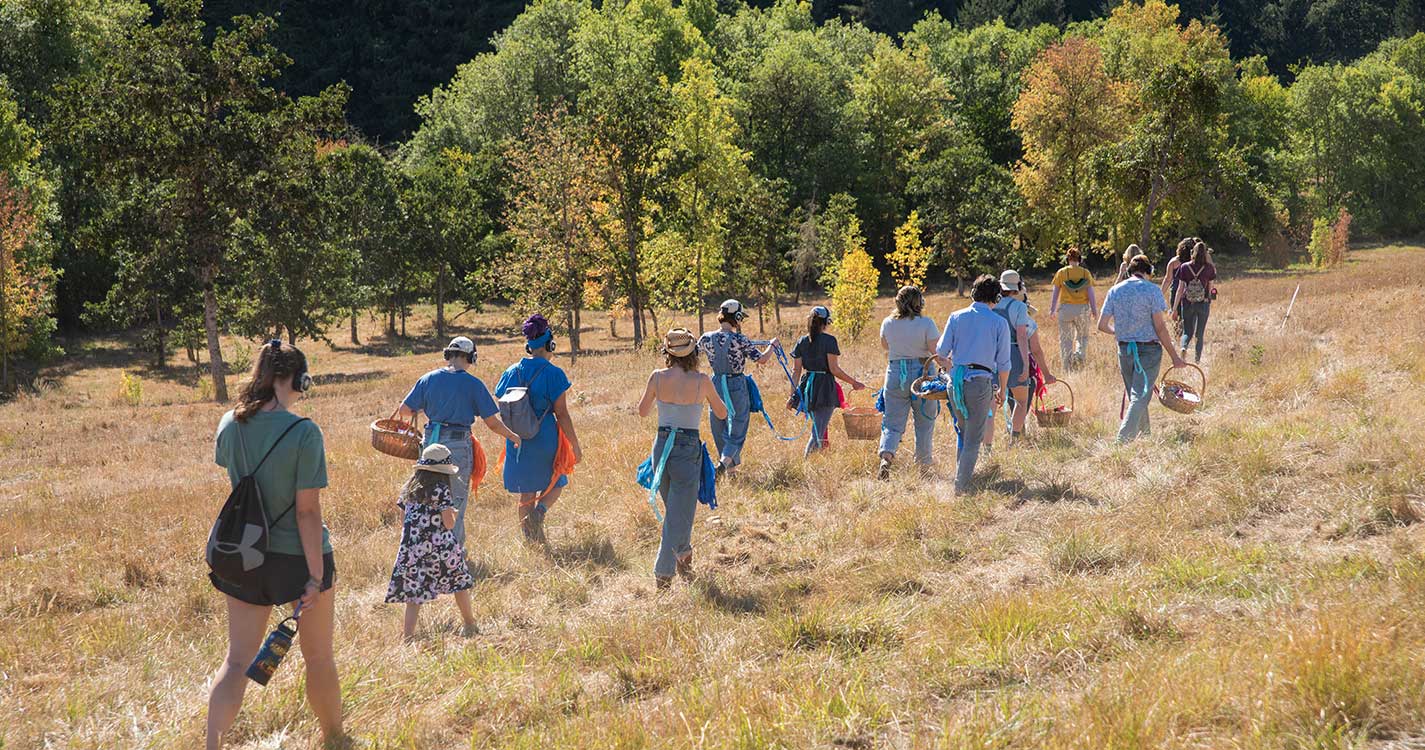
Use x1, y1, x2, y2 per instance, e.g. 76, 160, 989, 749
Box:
3, 244, 1425, 749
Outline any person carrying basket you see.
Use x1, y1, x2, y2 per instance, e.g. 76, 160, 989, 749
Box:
789, 306, 866, 456
877, 286, 941, 479
934, 276, 1011, 494
1098, 253, 1189, 443
394, 336, 523, 547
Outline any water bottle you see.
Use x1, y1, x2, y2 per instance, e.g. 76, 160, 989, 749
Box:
246, 607, 300, 686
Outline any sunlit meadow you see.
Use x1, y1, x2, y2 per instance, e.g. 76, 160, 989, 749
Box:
2, 244, 1424, 749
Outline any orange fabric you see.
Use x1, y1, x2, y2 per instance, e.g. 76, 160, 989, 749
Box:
470, 435, 488, 490
544, 427, 578, 497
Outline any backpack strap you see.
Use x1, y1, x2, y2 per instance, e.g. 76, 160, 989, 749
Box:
249, 417, 312, 527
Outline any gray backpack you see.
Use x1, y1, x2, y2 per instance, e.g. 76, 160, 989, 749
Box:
498, 362, 553, 440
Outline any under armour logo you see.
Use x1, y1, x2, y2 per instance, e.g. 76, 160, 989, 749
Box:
211, 524, 266, 571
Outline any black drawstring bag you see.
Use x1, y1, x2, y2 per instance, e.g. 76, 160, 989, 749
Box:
205, 418, 310, 586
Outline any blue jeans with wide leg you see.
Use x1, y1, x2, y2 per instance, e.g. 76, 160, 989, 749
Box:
1117, 342, 1163, 444
879, 359, 937, 465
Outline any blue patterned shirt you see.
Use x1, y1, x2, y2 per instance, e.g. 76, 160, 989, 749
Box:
1101, 276, 1168, 343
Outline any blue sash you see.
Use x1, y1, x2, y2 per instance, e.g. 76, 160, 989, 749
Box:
636, 429, 717, 521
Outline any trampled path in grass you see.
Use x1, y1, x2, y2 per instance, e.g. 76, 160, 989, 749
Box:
2, 245, 1424, 748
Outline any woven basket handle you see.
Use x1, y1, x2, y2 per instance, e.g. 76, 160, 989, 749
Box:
1039, 379, 1073, 411
388, 405, 421, 433
1160, 363, 1206, 398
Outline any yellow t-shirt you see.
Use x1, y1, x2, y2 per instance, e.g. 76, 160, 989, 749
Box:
1052, 265, 1094, 305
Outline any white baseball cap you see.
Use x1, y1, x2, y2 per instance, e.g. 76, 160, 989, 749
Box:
444, 336, 475, 356
999, 270, 1022, 292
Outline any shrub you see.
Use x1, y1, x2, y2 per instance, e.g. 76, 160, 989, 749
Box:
1328, 207, 1352, 267
1308, 217, 1331, 268
228, 342, 252, 375
829, 216, 880, 340
117, 371, 142, 406
888, 210, 931, 289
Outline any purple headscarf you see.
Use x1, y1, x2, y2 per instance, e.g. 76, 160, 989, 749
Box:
522, 314, 550, 341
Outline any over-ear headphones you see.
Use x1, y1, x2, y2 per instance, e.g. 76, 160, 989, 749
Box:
269, 339, 312, 392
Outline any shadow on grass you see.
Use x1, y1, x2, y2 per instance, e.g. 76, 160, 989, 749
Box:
695, 576, 768, 615
982, 466, 1101, 507
314, 371, 392, 387
547, 528, 625, 571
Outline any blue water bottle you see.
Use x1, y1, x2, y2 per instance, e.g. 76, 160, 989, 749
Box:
246, 604, 301, 686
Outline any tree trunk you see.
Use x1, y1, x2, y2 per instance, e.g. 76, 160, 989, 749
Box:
386, 305, 396, 337
1140, 167, 1167, 253
568, 307, 580, 364
436, 269, 446, 339
625, 219, 644, 348
400, 304, 407, 337
757, 303, 765, 334
202, 275, 228, 402
350, 309, 360, 346
648, 306, 660, 343
0, 256, 7, 393
609, 313, 617, 339
154, 298, 167, 369
288, 328, 296, 346
696, 243, 705, 336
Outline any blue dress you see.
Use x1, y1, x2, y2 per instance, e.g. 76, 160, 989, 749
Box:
494, 357, 571, 494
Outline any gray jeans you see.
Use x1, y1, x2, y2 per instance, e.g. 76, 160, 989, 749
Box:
879, 360, 937, 465
950, 377, 993, 492
1117, 342, 1162, 443
1058, 303, 1091, 368
652, 429, 702, 578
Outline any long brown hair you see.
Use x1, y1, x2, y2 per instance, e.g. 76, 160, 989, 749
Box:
400, 470, 451, 506
893, 286, 924, 319
1175, 238, 1193, 264
1190, 241, 1209, 266
234, 341, 308, 422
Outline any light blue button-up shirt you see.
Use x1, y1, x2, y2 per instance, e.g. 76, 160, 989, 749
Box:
936, 302, 1012, 378
1101, 277, 1167, 343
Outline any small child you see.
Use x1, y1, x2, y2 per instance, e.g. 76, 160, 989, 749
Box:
385, 443, 478, 639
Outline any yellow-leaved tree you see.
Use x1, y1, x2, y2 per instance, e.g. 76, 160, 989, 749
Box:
829, 215, 879, 340
887, 210, 930, 289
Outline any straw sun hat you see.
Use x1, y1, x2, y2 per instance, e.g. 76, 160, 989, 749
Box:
663, 328, 699, 357
414, 443, 459, 475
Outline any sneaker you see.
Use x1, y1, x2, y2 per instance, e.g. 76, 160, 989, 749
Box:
676, 552, 694, 581
877, 458, 892, 481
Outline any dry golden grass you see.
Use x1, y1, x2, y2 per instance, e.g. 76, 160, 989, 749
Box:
2, 244, 1425, 749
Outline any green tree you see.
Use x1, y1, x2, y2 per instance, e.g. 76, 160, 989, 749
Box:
1011, 36, 1126, 256
828, 214, 878, 340
318, 142, 406, 346
52, 0, 346, 400
661, 56, 750, 333
505, 105, 613, 362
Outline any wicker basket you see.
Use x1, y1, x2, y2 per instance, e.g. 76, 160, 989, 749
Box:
1034, 380, 1074, 428
841, 407, 881, 441
910, 357, 949, 401
1158, 363, 1206, 415
371, 408, 422, 459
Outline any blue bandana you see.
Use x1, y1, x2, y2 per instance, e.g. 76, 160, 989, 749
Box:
527, 330, 553, 350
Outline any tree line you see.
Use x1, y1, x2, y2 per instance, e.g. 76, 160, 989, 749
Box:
1, 0, 1424, 397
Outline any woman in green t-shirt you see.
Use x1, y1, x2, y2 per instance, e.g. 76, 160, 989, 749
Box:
206, 341, 345, 750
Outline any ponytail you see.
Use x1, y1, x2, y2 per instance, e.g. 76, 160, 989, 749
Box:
234, 341, 308, 422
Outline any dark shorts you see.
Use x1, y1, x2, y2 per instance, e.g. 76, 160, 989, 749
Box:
210, 551, 337, 607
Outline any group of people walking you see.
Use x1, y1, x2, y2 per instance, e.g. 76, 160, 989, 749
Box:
201, 240, 1218, 749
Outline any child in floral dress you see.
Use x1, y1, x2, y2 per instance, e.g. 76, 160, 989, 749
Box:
386, 443, 478, 639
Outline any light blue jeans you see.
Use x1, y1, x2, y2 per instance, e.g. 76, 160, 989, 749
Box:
1117, 342, 1163, 443
426, 427, 473, 546
709, 374, 751, 465
879, 360, 937, 465
652, 429, 701, 578
806, 406, 835, 456
950, 377, 993, 492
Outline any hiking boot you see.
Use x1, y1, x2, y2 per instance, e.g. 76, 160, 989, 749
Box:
655, 575, 673, 591
877, 458, 892, 481
521, 506, 547, 545
676, 552, 694, 581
